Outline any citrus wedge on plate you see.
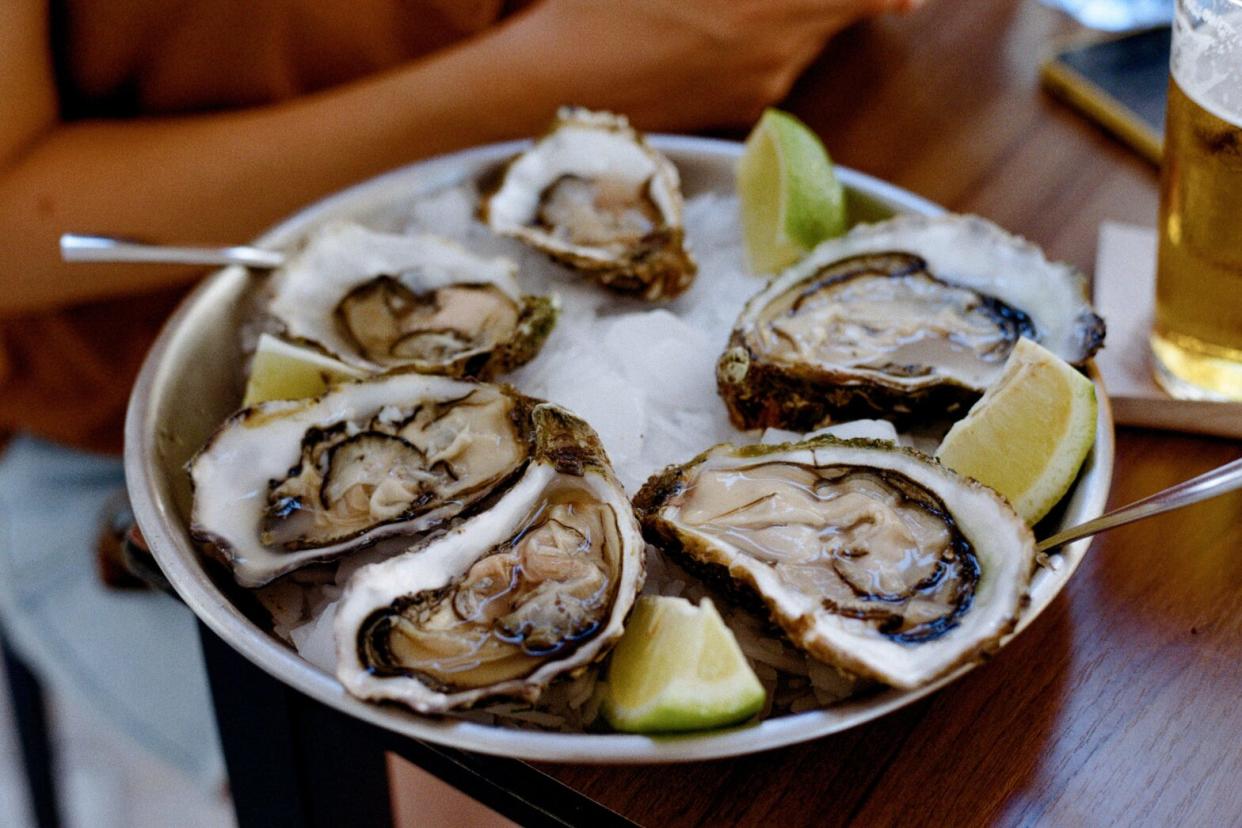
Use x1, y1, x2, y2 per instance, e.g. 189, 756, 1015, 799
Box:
602, 596, 765, 734
935, 337, 1097, 525
737, 108, 847, 274
242, 333, 366, 407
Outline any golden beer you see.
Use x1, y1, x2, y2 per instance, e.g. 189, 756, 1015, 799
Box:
1150, 6, 1242, 401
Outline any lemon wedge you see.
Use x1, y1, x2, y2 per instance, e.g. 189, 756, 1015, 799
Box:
935, 337, 1097, 525
737, 108, 847, 274
242, 333, 367, 407
602, 596, 765, 734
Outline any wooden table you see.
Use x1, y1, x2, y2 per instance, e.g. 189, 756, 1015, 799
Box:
538, 2, 1242, 825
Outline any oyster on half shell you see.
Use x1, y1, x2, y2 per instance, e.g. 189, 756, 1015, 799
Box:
189, 374, 540, 587
334, 404, 645, 713
717, 214, 1105, 430
482, 107, 697, 300
267, 222, 557, 379
634, 437, 1036, 689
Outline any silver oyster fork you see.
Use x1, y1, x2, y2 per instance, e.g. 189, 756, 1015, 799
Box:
1037, 456, 1242, 552
59, 233, 286, 269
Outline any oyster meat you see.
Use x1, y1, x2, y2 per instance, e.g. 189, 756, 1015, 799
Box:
190, 374, 539, 587
335, 404, 645, 713
267, 222, 557, 378
482, 107, 697, 300
635, 437, 1036, 689
717, 214, 1105, 430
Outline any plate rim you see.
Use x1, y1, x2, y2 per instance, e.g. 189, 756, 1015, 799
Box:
124, 134, 1115, 763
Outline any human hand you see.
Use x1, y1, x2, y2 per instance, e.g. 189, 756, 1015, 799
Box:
509, 0, 921, 130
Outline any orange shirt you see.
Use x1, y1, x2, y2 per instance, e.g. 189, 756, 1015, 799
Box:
2, 0, 521, 453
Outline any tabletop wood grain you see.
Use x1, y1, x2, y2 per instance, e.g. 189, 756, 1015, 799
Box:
536, 2, 1242, 824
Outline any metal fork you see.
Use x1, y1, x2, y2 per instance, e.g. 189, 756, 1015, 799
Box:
59, 233, 286, 269
1038, 456, 1242, 551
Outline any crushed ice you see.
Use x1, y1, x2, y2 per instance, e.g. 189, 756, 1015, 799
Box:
276, 181, 888, 721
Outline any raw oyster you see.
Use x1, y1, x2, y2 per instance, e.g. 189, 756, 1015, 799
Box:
634, 437, 1036, 689
189, 374, 539, 587
334, 404, 645, 713
267, 222, 556, 378
482, 107, 697, 300
717, 214, 1106, 430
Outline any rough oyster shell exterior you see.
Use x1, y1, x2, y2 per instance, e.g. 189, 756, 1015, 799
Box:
189, 374, 541, 587
717, 213, 1105, 430
334, 404, 646, 713
481, 107, 697, 301
634, 436, 1037, 689
267, 222, 557, 379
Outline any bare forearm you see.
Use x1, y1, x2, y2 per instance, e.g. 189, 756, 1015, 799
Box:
0, 18, 576, 314
0, 0, 903, 314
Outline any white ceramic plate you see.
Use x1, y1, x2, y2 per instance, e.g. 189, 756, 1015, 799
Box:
124, 136, 1114, 763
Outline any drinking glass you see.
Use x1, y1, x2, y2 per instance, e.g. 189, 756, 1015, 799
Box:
1150, 0, 1242, 401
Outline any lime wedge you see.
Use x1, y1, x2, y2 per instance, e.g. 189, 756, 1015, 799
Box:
737, 108, 847, 274
935, 337, 1097, 525
602, 596, 765, 734
242, 333, 367, 407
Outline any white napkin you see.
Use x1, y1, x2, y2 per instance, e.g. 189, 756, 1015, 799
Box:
1093, 221, 1242, 438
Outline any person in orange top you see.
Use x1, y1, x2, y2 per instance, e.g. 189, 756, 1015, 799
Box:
0, 0, 923, 813
1, 0, 920, 451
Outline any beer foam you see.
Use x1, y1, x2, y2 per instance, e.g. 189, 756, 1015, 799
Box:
1172, 3, 1242, 123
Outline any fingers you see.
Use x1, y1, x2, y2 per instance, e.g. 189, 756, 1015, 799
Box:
879, 0, 927, 14
849, 0, 927, 16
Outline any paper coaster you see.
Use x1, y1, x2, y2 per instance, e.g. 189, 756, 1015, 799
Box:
1093, 222, 1242, 438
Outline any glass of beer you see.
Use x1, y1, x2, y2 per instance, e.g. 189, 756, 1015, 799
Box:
1150, 0, 1242, 401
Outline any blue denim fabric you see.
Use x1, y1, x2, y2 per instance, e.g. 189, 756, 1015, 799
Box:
0, 435, 222, 785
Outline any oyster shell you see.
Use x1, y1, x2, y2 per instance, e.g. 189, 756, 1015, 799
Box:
482, 107, 697, 300
267, 222, 557, 378
634, 437, 1036, 689
189, 374, 540, 587
717, 214, 1106, 430
334, 404, 645, 713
